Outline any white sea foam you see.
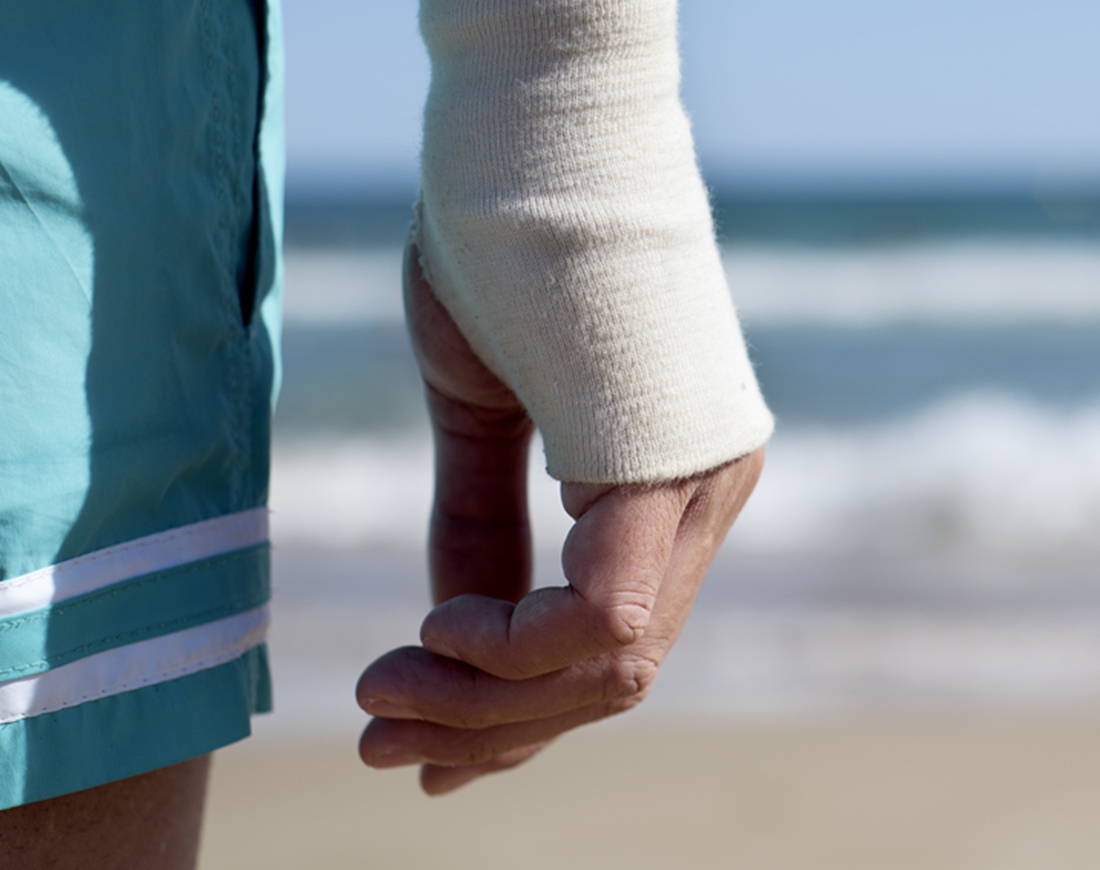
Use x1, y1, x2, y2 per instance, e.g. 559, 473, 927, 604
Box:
725, 241, 1100, 326
737, 394, 1100, 556
283, 241, 1100, 327
283, 248, 405, 324
270, 434, 435, 549
270, 393, 1100, 557
269, 432, 573, 552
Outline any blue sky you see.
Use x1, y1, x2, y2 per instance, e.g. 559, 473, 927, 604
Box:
283, 0, 1100, 191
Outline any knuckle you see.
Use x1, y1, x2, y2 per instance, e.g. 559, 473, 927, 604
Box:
439, 671, 502, 730
592, 598, 655, 650
600, 653, 659, 707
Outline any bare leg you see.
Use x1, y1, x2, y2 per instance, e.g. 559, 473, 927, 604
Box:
0, 754, 211, 870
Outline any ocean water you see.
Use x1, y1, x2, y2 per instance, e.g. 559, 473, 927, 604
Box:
275, 240, 1100, 555
261, 198, 1100, 736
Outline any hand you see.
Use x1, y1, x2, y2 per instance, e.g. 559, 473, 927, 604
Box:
355, 244, 765, 795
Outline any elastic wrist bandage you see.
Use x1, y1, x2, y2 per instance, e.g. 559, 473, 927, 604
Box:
416, 0, 774, 483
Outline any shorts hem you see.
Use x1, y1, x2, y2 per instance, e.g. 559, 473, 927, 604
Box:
0, 643, 271, 811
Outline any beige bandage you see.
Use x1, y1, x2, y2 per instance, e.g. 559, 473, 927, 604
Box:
415, 0, 773, 483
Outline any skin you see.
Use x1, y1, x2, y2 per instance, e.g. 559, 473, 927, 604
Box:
0, 755, 210, 870
356, 246, 766, 795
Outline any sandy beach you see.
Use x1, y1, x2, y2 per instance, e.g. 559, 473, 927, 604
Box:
199, 713, 1100, 870
198, 544, 1100, 869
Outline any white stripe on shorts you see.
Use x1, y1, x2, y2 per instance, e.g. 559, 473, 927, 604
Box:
0, 605, 270, 724
0, 508, 269, 619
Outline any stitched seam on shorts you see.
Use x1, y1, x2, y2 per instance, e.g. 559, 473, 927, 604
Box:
0, 628, 266, 724
0, 596, 263, 680
0, 549, 266, 678
0, 510, 266, 593
0, 549, 258, 634
202, 0, 255, 514
225, 14, 255, 516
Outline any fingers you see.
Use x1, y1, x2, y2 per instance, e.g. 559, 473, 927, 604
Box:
356, 645, 658, 729
419, 483, 690, 679
356, 453, 764, 795
359, 703, 611, 771
419, 454, 764, 681
361, 700, 625, 796
419, 744, 549, 796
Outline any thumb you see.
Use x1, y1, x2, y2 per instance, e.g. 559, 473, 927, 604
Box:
403, 242, 535, 605
419, 482, 689, 679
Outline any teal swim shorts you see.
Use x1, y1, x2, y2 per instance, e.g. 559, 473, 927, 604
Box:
0, 0, 284, 809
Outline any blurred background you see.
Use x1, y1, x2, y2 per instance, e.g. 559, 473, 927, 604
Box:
202, 1, 1100, 867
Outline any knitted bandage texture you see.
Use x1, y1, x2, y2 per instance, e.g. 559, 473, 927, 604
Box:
416, 0, 773, 483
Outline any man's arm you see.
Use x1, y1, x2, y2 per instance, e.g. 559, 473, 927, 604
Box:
357, 0, 771, 794
356, 250, 764, 795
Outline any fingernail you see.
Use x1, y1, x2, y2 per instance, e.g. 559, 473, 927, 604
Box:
364, 700, 422, 719
370, 750, 425, 769
422, 636, 459, 660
